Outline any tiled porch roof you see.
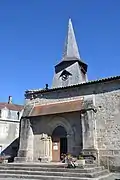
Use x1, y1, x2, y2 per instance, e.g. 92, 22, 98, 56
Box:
29, 99, 83, 117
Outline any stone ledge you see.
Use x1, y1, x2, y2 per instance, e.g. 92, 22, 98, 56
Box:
14, 157, 30, 163
110, 166, 120, 172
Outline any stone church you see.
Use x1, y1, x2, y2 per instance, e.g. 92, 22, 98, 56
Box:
16, 19, 120, 169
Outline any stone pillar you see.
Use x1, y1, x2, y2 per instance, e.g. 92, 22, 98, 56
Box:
49, 136, 52, 162
81, 110, 98, 163
15, 118, 33, 162
39, 133, 52, 162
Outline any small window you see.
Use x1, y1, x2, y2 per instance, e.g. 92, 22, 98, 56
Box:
2, 109, 8, 118
0, 146, 2, 154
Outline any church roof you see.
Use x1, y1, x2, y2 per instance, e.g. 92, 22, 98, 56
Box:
25, 75, 120, 95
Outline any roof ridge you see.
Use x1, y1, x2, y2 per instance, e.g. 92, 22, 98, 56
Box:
25, 75, 120, 94
0, 102, 23, 106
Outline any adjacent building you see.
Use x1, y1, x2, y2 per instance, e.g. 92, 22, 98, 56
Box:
0, 96, 23, 158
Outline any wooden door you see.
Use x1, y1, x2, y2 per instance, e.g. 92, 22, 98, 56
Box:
52, 137, 60, 162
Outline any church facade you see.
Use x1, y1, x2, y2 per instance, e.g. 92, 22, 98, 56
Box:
16, 19, 120, 170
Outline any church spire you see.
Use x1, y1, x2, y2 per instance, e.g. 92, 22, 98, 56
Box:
62, 19, 81, 61
52, 19, 88, 88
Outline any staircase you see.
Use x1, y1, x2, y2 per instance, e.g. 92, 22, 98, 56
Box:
0, 163, 113, 179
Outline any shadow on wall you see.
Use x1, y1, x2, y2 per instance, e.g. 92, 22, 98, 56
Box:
1, 138, 19, 162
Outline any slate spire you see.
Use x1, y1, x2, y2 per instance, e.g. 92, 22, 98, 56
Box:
52, 19, 88, 88
62, 19, 81, 61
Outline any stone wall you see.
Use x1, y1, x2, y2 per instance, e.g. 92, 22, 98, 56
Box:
25, 79, 120, 106
25, 79, 120, 168
94, 90, 120, 169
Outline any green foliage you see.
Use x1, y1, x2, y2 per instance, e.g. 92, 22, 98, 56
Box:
78, 155, 84, 160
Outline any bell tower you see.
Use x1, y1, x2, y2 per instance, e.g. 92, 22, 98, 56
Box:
52, 19, 88, 88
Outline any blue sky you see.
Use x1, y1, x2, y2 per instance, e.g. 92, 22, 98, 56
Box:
0, 0, 120, 104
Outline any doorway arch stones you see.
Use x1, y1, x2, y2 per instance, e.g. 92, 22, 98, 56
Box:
48, 116, 74, 137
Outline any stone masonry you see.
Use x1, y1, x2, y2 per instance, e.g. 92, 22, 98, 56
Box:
17, 78, 120, 170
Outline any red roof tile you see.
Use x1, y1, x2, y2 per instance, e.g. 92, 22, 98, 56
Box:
30, 99, 83, 117
0, 103, 24, 111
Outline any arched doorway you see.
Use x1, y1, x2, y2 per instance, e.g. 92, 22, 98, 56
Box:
52, 126, 67, 162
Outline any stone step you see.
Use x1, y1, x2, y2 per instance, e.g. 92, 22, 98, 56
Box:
0, 163, 112, 180
0, 166, 104, 173
0, 169, 109, 178
1, 162, 97, 168
0, 173, 113, 180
